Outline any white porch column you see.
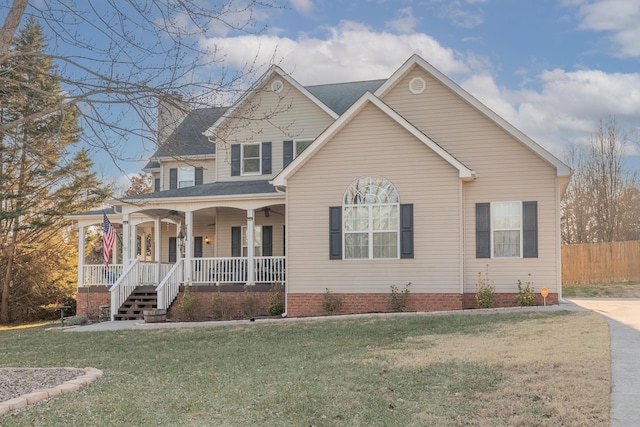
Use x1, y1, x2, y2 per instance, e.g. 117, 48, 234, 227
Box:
185, 211, 193, 283
130, 224, 138, 261
77, 224, 86, 287
155, 216, 162, 280
122, 214, 130, 267
247, 209, 255, 285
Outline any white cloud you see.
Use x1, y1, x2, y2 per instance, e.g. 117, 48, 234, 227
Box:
385, 7, 420, 34
201, 22, 640, 166
462, 67, 640, 158
290, 0, 314, 14
430, 0, 486, 28
200, 21, 470, 85
570, 0, 640, 58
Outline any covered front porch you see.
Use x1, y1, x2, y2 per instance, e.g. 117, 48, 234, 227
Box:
73, 194, 287, 320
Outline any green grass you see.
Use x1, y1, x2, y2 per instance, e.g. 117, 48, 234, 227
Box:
0, 311, 603, 426
563, 280, 640, 298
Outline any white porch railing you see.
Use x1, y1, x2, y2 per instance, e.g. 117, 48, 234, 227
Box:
254, 256, 286, 283
109, 260, 164, 319
190, 256, 286, 284
83, 264, 124, 286
156, 260, 184, 310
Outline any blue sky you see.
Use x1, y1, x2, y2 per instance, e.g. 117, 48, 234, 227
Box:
191, 0, 640, 177
7, 0, 640, 185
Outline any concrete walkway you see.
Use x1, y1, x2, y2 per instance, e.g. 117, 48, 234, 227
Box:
569, 298, 640, 427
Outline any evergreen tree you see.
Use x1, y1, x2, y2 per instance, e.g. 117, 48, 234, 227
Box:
0, 18, 109, 323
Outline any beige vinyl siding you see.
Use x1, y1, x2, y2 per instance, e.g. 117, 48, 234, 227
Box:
191, 213, 216, 258
382, 66, 560, 293
160, 159, 215, 191
286, 103, 462, 294
215, 76, 335, 182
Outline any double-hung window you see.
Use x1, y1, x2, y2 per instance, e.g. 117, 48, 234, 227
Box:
343, 176, 400, 259
178, 167, 194, 188
294, 139, 313, 157
242, 225, 262, 256
492, 201, 521, 257
476, 201, 538, 259
241, 143, 261, 175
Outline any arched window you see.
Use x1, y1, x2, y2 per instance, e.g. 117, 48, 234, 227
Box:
343, 176, 400, 259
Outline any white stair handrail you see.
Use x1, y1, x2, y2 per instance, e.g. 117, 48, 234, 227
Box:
156, 259, 184, 310
109, 260, 140, 320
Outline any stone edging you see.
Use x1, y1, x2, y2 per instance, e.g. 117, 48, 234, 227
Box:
0, 367, 103, 416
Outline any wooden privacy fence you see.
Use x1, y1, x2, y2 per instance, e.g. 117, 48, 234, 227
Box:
562, 240, 640, 284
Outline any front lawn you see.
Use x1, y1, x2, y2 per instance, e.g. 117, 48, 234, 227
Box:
563, 281, 640, 298
0, 311, 609, 426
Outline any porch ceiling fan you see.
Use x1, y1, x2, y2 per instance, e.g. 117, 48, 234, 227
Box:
260, 207, 283, 218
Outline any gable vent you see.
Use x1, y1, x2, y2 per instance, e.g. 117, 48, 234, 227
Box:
271, 79, 284, 93
409, 77, 426, 95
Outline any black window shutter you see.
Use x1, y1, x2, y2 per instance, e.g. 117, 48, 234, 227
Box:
283, 140, 294, 167
194, 236, 203, 258
168, 237, 177, 262
400, 204, 414, 259
262, 141, 272, 174
329, 207, 342, 260
169, 168, 177, 190
283, 225, 286, 256
231, 227, 241, 257
262, 226, 273, 256
154, 178, 160, 192
231, 144, 240, 176
523, 201, 538, 258
195, 167, 203, 185
476, 203, 491, 258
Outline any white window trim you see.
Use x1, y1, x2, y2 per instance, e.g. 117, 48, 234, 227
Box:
241, 142, 261, 176
294, 139, 313, 158
178, 166, 195, 188
343, 203, 400, 260
490, 201, 523, 259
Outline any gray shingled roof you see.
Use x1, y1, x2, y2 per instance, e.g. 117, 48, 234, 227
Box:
146, 107, 226, 165
143, 79, 385, 170
305, 79, 386, 115
122, 180, 278, 201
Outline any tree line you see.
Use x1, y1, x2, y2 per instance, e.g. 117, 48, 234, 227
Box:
562, 117, 640, 244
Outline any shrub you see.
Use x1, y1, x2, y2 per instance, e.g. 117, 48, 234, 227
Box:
267, 282, 285, 316
322, 288, 343, 316
240, 285, 259, 319
476, 267, 495, 309
176, 285, 200, 321
211, 288, 234, 320
517, 274, 536, 306
388, 282, 411, 312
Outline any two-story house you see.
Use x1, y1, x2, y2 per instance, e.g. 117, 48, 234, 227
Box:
71, 54, 571, 320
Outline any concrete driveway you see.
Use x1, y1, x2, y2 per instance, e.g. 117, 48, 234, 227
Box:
569, 298, 640, 427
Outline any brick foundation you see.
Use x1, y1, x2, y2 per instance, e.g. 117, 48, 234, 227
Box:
168, 285, 279, 320
462, 292, 559, 309
76, 286, 111, 319
287, 292, 559, 317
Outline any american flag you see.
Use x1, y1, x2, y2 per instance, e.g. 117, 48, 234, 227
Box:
103, 212, 116, 266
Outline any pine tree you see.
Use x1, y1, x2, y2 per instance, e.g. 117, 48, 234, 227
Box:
0, 18, 110, 323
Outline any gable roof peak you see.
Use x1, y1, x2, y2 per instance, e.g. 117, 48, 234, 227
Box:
375, 54, 570, 177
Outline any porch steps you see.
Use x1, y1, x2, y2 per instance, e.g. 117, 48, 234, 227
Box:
114, 286, 158, 320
